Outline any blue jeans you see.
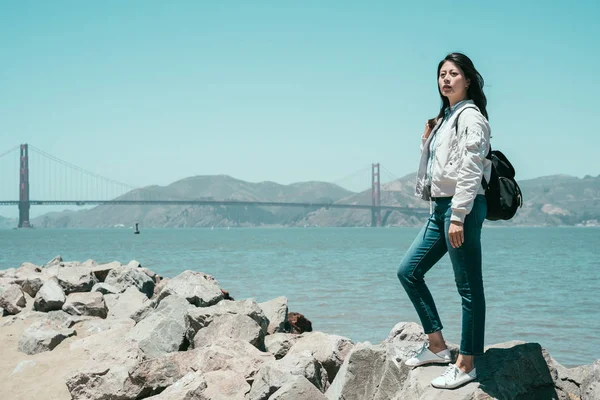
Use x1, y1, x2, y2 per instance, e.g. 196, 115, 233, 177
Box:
397, 195, 487, 355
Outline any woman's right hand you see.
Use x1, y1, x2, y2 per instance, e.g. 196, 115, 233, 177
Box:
423, 118, 437, 139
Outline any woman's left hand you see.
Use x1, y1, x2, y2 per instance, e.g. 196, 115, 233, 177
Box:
448, 221, 464, 248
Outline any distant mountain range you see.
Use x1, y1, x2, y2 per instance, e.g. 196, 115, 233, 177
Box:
2, 173, 599, 228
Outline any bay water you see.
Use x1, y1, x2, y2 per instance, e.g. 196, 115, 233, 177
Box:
1, 226, 597, 368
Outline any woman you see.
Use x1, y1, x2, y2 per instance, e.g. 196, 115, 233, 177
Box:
397, 52, 491, 390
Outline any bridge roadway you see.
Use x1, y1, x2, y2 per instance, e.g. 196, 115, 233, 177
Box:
0, 199, 429, 213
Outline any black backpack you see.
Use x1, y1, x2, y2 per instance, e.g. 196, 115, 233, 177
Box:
455, 107, 523, 220
482, 149, 523, 220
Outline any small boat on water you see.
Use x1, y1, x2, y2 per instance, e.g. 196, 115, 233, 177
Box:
134, 222, 140, 235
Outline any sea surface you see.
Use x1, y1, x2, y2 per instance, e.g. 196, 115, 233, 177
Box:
1, 226, 598, 368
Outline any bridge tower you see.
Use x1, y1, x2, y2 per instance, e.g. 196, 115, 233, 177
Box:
371, 163, 381, 227
18, 144, 31, 228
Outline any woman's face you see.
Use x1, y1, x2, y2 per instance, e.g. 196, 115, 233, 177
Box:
438, 61, 470, 103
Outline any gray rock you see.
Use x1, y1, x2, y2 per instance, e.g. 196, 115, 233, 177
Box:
270, 375, 328, 400
259, 296, 288, 334
107, 285, 153, 322
286, 331, 354, 384
69, 319, 136, 353
45, 309, 72, 325
143, 372, 208, 399
203, 370, 250, 400
582, 359, 600, 400
45, 255, 63, 267
265, 333, 305, 360
249, 352, 329, 400
16, 273, 45, 297
62, 292, 108, 318
66, 338, 146, 400
91, 282, 120, 295
385, 321, 427, 343
153, 278, 169, 299
81, 259, 98, 269
326, 342, 405, 400
187, 298, 269, 343
105, 265, 154, 298
544, 349, 589, 400
0, 283, 26, 315
157, 270, 223, 307
92, 261, 121, 282
127, 294, 191, 358
18, 319, 76, 354
139, 267, 157, 280
0, 268, 17, 278
193, 313, 264, 350
33, 278, 66, 312
56, 266, 98, 294
127, 260, 142, 268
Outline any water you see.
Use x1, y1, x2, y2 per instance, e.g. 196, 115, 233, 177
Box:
1, 227, 598, 368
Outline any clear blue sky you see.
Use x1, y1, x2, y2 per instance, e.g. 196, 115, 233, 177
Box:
1, 1, 599, 198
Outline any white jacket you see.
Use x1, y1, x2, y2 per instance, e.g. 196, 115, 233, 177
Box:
415, 100, 492, 223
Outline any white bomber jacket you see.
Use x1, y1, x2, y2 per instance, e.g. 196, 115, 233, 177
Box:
415, 100, 492, 223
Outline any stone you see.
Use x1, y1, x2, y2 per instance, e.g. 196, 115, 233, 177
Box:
127, 260, 142, 268
203, 370, 250, 399
0, 283, 26, 315
259, 296, 288, 334
286, 331, 354, 383
193, 313, 264, 350
157, 270, 223, 307
45, 255, 63, 267
187, 299, 269, 342
107, 285, 153, 322
104, 265, 154, 298
271, 375, 329, 400
62, 292, 108, 318
92, 261, 121, 282
143, 372, 208, 399
69, 319, 136, 353
34, 278, 66, 312
248, 352, 329, 400
265, 333, 305, 360
56, 266, 98, 294
582, 359, 600, 400
288, 312, 312, 334
127, 294, 191, 358
18, 319, 76, 354
91, 282, 120, 295
81, 259, 98, 269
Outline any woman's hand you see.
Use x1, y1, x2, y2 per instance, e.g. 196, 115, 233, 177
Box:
448, 221, 464, 248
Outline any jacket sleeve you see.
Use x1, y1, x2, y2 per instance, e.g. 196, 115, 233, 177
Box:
450, 110, 490, 223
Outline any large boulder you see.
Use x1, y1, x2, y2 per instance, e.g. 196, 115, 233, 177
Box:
62, 292, 108, 318
18, 319, 76, 355
56, 266, 98, 294
544, 350, 590, 400
33, 278, 66, 312
193, 313, 264, 350
127, 294, 191, 358
0, 283, 26, 315
143, 371, 250, 400
286, 332, 354, 384
92, 261, 121, 282
157, 270, 223, 307
582, 360, 600, 400
270, 375, 329, 400
265, 333, 305, 360
249, 352, 329, 400
66, 338, 146, 400
143, 372, 208, 399
104, 266, 154, 298
106, 286, 154, 322
259, 296, 288, 334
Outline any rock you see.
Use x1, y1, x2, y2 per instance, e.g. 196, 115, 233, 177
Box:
33, 278, 66, 312
153, 278, 169, 298
92, 261, 121, 282
62, 292, 108, 318
248, 352, 329, 400
187, 299, 269, 342
265, 333, 305, 360
0, 283, 26, 315
385, 321, 427, 343
127, 294, 191, 358
45, 255, 63, 267
325, 342, 405, 400
157, 270, 223, 307
69, 319, 136, 353
56, 266, 98, 294
544, 350, 589, 400
58, 261, 83, 268
45, 309, 72, 326
221, 288, 234, 300
91, 282, 120, 295
143, 372, 208, 399
81, 259, 98, 269
203, 370, 250, 399
66, 338, 146, 400
0, 307, 4, 316
582, 360, 600, 400
127, 260, 142, 268
16, 273, 45, 297
18, 319, 76, 354
107, 285, 153, 322
0, 268, 17, 278
271, 375, 329, 400
193, 313, 265, 350
288, 312, 312, 334
139, 267, 156, 280
286, 332, 354, 384
104, 265, 154, 298
259, 296, 288, 334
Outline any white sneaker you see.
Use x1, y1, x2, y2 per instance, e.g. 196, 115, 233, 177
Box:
405, 344, 452, 367
431, 365, 477, 389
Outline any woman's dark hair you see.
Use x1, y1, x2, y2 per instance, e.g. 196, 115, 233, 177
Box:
435, 52, 488, 121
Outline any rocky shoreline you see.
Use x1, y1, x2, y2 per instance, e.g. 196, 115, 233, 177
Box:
0, 258, 598, 400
